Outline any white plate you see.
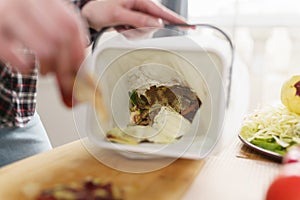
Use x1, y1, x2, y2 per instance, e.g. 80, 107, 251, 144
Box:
238, 133, 283, 162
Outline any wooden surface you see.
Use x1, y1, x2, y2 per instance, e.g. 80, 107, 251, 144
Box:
0, 140, 205, 200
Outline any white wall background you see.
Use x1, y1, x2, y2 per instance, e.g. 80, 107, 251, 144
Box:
37, 76, 79, 147
189, 0, 300, 110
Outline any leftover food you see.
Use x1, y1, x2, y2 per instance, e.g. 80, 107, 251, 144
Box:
106, 84, 201, 144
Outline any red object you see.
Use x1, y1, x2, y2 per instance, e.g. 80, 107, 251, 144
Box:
266, 176, 300, 200
283, 146, 300, 164
266, 146, 300, 200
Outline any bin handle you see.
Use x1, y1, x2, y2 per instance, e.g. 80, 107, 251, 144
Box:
165, 24, 234, 107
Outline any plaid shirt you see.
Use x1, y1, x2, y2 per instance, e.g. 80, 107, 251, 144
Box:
0, 0, 92, 128
0, 62, 37, 128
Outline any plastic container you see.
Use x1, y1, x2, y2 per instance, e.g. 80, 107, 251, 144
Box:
73, 26, 233, 168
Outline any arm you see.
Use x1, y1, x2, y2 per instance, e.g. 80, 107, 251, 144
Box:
80, 0, 187, 32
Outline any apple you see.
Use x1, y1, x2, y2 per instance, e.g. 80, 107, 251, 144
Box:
266, 145, 300, 200
281, 75, 300, 114
266, 175, 300, 200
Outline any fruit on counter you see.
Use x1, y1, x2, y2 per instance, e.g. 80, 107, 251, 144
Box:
281, 75, 300, 114
266, 176, 300, 200
266, 146, 300, 200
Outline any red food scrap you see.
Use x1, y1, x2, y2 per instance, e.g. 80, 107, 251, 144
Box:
36, 178, 123, 200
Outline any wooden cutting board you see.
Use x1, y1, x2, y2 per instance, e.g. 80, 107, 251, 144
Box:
0, 141, 205, 200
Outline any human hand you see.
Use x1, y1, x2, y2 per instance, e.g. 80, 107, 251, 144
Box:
81, 0, 187, 31
0, 0, 87, 107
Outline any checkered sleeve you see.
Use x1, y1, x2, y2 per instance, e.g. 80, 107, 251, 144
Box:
0, 62, 38, 128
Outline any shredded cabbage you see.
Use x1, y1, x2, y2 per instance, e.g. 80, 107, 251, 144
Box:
240, 104, 300, 155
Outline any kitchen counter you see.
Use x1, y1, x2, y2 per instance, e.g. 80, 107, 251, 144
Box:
0, 136, 280, 200
0, 140, 205, 200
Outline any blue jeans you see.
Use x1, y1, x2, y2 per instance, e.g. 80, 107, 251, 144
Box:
0, 113, 52, 167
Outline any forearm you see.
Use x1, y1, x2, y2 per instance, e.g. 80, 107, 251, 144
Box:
77, 0, 186, 31
71, 0, 187, 45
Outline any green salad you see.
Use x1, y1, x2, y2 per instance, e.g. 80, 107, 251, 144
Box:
240, 104, 300, 155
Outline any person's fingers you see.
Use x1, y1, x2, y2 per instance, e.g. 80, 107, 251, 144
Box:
5, 0, 86, 60
128, 0, 187, 24
0, 48, 28, 71
38, 57, 55, 75
81, 0, 185, 30
36, 1, 85, 107
0, 0, 87, 108
54, 14, 85, 107
56, 73, 75, 108
115, 25, 156, 40
5, 13, 57, 58
55, 35, 85, 108
15, 48, 37, 73
0, 33, 29, 71
55, 44, 74, 107
46, 0, 88, 49
39, 0, 86, 71
66, 2, 90, 47
114, 8, 162, 28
